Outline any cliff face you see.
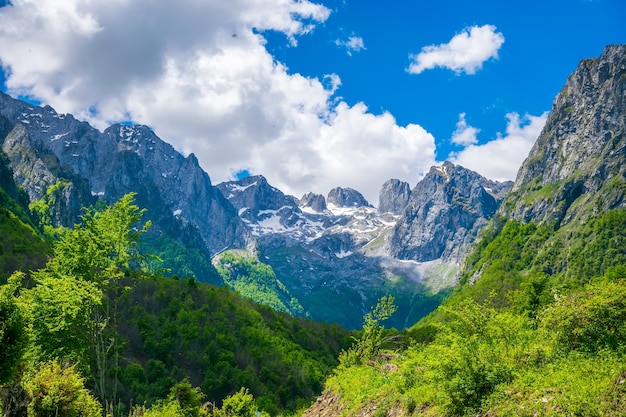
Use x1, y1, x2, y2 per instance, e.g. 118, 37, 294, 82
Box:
387, 161, 511, 262
503, 44, 626, 226
378, 179, 412, 215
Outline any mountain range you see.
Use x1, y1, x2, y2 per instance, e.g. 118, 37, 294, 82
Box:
1, 41, 625, 416
0, 88, 509, 329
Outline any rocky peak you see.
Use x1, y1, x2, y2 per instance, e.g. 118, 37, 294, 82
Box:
299, 192, 327, 212
387, 162, 511, 262
378, 178, 411, 215
327, 187, 370, 208
217, 175, 299, 216
503, 44, 626, 226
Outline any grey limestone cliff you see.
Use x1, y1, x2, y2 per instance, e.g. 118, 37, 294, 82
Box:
0, 92, 247, 262
327, 186, 370, 208
503, 44, 626, 226
387, 161, 512, 262
299, 192, 327, 212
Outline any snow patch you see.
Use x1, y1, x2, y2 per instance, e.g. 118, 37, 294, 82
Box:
229, 181, 258, 193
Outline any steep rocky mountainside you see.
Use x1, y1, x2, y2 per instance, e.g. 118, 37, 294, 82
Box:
378, 179, 412, 215
503, 44, 626, 226
302, 43, 626, 417
0, 92, 246, 282
388, 161, 512, 262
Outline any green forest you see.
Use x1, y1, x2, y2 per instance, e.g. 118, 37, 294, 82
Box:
0, 193, 353, 417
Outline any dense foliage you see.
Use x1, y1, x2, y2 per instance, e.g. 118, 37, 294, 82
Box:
116, 273, 350, 414
0, 187, 50, 281
215, 251, 306, 316
0, 193, 352, 416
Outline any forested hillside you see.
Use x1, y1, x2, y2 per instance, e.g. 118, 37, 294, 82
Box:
305, 44, 626, 417
0, 193, 352, 417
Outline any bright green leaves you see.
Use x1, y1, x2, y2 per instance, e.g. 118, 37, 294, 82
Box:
216, 387, 269, 417
48, 192, 150, 283
541, 279, 626, 354
215, 251, 305, 316
429, 302, 535, 415
338, 295, 398, 368
27, 271, 102, 369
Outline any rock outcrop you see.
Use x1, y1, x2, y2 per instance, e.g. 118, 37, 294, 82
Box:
327, 187, 371, 208
0, 92, 247, 282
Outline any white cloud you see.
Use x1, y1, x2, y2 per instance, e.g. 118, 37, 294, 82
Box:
449, 112, 549, 182
451, 113, 480, 146
408, 24, 505, 75
335, 35, 366, 56
0, 0, 437, 205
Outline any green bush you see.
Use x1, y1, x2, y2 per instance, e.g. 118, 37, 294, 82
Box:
26, 360, 102, 417
540, 279, 626, 353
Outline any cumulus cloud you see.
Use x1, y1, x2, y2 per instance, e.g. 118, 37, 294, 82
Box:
0, 0, 437, 204
449, 112, 548, 181
408, 24, 505, 75
335, 35, 366, 56
451, 113, 480, 146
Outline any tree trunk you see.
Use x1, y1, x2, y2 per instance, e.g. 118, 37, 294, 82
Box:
0, 382, 30, 417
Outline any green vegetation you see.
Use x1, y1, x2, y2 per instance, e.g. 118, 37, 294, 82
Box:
0, 187, 50, 280
140, 228, 223, 285
215, 251, 306, 316
0, 194, 352, 416
324, 208, 626, 416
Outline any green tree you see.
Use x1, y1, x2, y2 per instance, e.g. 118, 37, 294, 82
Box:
216, 388, 268, 417
168, 379, 207, 417
0, 272, 31, 417
24, 193, 151, 409
338, 295, 398, 368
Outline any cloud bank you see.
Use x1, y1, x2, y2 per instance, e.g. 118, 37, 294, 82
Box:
0, 0, 437, 204
408, 25, 505, 75
0, 2, 537, 205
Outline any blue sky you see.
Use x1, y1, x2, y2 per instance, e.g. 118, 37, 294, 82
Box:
0, 0, 624, 204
